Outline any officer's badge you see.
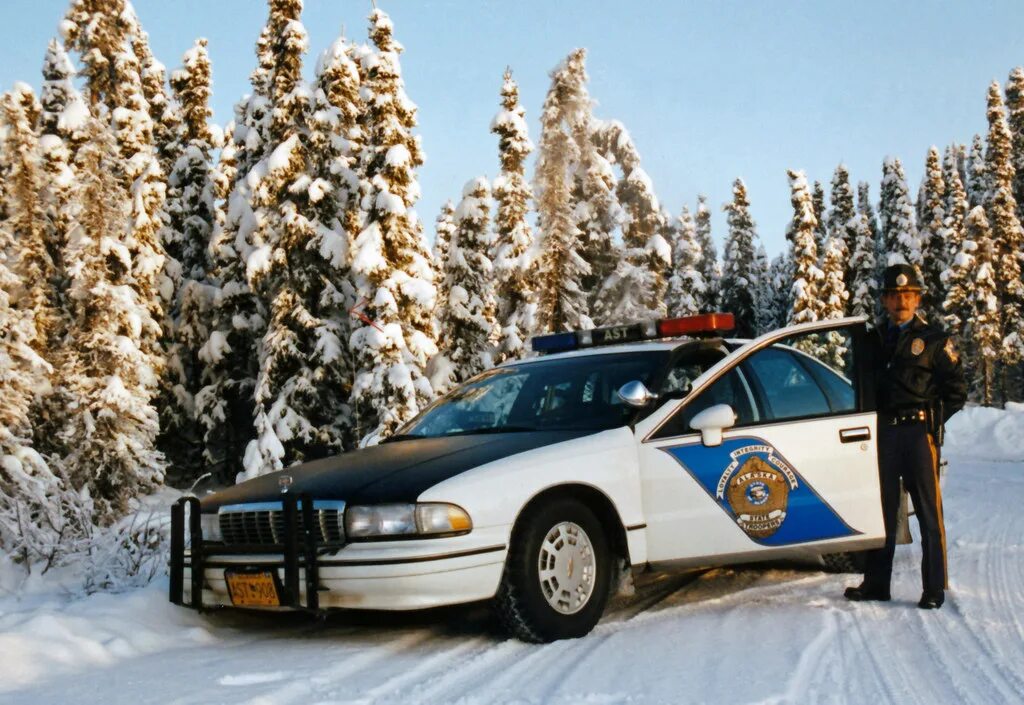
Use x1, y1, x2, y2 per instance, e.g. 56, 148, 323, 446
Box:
896, 273, 909, 287
944, 338, 959, 363
717, 447, 798, 539
911, 338, 925, 356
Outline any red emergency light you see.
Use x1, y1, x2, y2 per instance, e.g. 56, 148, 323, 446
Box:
530, 312, 736, 354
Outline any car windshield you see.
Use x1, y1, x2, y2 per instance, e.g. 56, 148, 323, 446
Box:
395, 351, 671, 438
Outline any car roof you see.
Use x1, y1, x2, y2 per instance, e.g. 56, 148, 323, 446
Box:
502, 336, 748, 367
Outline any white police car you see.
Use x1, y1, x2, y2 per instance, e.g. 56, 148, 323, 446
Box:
170, 314, 886, 642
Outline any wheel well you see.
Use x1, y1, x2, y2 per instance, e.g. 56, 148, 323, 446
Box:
512, 484, 631, 566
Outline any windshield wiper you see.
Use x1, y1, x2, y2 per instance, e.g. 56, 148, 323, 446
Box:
380, 433, 426, 444
441, 426, 539, 437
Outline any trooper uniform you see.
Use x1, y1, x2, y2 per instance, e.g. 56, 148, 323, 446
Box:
846, 264, 967, 609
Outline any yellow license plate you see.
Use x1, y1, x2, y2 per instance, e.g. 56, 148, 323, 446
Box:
225, 570, 280, 607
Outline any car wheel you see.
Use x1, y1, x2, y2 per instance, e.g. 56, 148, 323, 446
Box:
821, 551, 867, 573
494, 498, 612, 643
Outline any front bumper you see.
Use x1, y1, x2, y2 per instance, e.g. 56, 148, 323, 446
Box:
170, 495, 508, 612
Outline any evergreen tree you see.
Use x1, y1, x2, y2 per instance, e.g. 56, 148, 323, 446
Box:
532, 49, 591, 332
694, 194, 719, 310
942, 207, 978, 357
765, 252, 791, 333
752, 244, 772, 335
983, 81, 1024, 375
811, 179, 828, 256
431, 178, 498, 395
159, 38, 219, 480
879, 157, 921, 268
131, 25, 181, 180
433, 200, 455, 309
349, 8, 437, 443
943, 145, 969, 257
591, 120, 668, 325
719, 178, 760, 336
786, 170, 824, 326
847, 213, 878, 320
857, 181, 882, 282
58, 118, 164, 520
967, 208, 1000, 404
1005, 67, 1024, 223
827, 164, 856, 306
1, 85, 57, 355
918, 146, 950, 319
966, 133, 987, 208
490, 68, 535, 362
665, 205, 705, 318
576, 121, 620, 322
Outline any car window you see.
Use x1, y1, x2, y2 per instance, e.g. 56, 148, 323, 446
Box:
743, 348, 831, 421
658, 348, 726, 399
399, 351, 670, 437
797, 352, 856, 413
652, 367, 755, 439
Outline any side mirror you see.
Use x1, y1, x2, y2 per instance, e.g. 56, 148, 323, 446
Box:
617, 380, 657, 408
689, 403, 737, 447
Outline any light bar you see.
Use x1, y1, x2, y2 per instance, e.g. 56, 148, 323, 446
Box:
657, 313, 735, 337
529, 313, 735, 354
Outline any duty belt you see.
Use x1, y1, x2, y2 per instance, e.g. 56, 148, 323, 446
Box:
880, 409, 927, 425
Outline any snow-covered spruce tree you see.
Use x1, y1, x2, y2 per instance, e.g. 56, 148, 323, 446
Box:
719, 178, 760, 337
157, 38, 221, 480
847, 213, 878, 320
576, 121, 621, 325
58, 117, 163, 520
433, 200, 455, 307
983, 81, 1024, 382
63, 0, 169, 441
665, 205, 705, 318
879, 157, 921, 269
918, 146, 950, 320
349, 7, 437, 443
857, 181, 883, 282
695, 195, 719, 310
131, 25, 181, 181
786, 170, 824, 326
532, 49, 592, 333
827, 164, 855, 308
965, 133, 987, 209
764, 252, 791, 333
1005, 67, 1024, 222
241, 5, 366, 477
811, 180, 828, 257
943, 145, 969, 259
431, 178, 497, 395
942, 206, 978, 361
752, 244, 772, 335
490, 68, 535, 362
818, 234, 850, 366
966, 208, 1000, 404
1, 85, 58, 356
591, 120, 669, 325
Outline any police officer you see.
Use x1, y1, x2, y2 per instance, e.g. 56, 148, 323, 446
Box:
844, 264, 967, 609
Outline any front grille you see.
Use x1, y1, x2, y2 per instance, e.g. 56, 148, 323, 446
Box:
218, 501, 345, 546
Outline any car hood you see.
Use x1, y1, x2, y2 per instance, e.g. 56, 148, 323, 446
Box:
200, 429, 597, 511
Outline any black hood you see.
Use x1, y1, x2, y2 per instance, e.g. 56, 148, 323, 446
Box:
200, 429, 595, 511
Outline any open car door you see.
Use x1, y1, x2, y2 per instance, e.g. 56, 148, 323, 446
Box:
634, 317, 885, 567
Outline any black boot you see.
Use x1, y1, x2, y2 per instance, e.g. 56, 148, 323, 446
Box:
844, 584, 891, 602
918, 592, 944, 609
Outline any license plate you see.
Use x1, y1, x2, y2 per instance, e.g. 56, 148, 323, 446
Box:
225, 570, 281, 607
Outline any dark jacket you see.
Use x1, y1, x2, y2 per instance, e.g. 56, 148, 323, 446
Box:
872, 314, 967, 424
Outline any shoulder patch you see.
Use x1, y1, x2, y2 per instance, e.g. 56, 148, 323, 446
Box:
911, 338, 925, 356
944, 338, 959, 364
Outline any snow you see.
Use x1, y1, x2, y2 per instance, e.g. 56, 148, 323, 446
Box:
2, 408, 1023, 703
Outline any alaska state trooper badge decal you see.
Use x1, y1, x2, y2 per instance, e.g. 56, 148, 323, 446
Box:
717, 445, 799, 539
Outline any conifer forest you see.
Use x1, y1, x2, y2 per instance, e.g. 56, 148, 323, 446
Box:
2, 0, 1023, 579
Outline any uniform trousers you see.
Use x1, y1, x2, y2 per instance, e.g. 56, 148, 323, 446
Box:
863, 421, 948, 597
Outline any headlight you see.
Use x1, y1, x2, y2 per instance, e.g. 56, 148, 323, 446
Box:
345, 503, 472, 539
200, 512, 223, 542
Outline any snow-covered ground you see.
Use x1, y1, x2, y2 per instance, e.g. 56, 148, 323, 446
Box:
2, 406, 1022, 705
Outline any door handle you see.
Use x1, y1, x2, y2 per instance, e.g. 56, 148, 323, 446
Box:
840, 427, 871, 443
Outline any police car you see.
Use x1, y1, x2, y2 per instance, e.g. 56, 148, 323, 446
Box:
170, 314, 886, 643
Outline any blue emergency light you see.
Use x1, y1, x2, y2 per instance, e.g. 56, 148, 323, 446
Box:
529, 313, 735, 354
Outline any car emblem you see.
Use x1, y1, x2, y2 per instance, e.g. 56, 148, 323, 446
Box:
911, 338, 925, 356
724, 455, 791, 539
278, 475, 293, 493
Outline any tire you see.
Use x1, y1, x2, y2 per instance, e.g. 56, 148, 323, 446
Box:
821, 550, 867, 573
494, 498, 612, 643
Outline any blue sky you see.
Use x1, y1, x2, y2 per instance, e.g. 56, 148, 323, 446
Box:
2, 1, 1023, 257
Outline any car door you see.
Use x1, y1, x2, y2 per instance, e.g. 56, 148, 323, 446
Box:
634, 317, 885, 566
